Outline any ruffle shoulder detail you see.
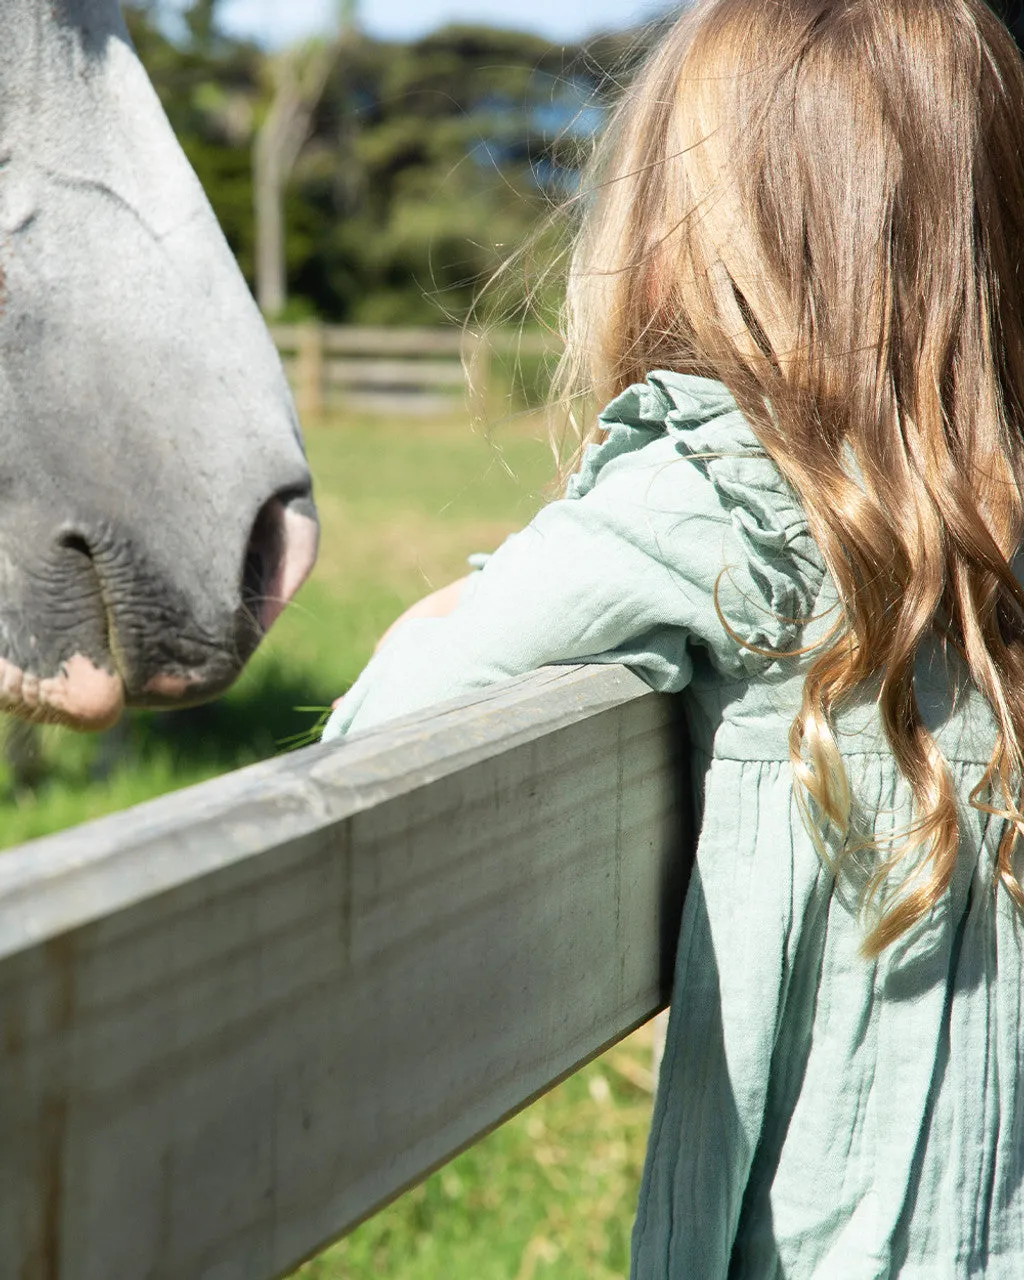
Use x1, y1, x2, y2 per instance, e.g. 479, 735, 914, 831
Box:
566, 371, 739, 500
570, 371, 827, 672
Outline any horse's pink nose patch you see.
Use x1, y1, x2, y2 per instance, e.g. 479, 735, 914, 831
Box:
260, 503, 319, 631
40, 653, 124, 729
143, 672, 202, 699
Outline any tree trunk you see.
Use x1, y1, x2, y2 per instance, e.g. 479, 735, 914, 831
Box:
253, 108, 287, 317
252, 28, 350, 318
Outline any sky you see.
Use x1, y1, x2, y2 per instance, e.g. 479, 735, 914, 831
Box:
214, 0, 655, 46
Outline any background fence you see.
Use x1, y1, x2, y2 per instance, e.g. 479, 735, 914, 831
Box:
270, 324, 560, 419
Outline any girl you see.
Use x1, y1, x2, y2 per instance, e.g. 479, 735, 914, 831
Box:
324, 1, 1024, 1274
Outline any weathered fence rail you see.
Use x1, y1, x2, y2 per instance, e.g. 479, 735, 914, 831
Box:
270, 323, 559, 419
0, 665, 691, 1280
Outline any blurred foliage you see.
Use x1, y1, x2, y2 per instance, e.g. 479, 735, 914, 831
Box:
123, 2, 645, 325
122, 1, 1024, 328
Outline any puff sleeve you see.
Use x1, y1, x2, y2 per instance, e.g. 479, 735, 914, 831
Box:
322, 372, 824, 741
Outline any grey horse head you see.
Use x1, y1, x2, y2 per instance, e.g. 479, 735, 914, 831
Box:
0, 0, 318, 729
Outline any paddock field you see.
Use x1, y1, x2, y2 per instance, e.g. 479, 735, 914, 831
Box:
0, 409, 657, 1280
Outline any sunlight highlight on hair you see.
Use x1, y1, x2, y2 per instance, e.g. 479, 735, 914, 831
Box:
557, 0, 1024, 953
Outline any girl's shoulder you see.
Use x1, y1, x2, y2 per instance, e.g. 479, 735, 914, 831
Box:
570, 371, 828, 674
568, 370, 743, 499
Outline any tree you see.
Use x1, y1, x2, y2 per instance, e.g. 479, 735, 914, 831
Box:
126, 2, 629, 324
284, 24, 622, 325
253, 0, 357, 317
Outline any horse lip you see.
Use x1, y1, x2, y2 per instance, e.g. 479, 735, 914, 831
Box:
0, 652, 125, 730
19, 494, 319, 719
47, 654, 125, 728
64, 534, 237, 707
141, 671, 203, 699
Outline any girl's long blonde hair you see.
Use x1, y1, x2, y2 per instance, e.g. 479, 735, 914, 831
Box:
562, 0, 1024, 953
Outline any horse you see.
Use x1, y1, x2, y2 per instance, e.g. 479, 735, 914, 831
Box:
0, 0, 318, 731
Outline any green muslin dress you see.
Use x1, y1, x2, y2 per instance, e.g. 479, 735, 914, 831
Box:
322, 372, 1022, 1278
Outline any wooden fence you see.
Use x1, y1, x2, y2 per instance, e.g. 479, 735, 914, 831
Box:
0, 665, 691, 1280
270, 324, 559, 419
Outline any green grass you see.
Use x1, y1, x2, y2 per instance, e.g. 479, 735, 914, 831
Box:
0, 407, 654, 1279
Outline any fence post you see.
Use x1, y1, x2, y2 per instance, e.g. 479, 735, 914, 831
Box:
296, 321, 325, 420
465, 331, 492, 421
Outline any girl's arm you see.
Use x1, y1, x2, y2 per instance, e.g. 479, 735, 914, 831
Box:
330, 576, 470, 713
321, 377, 823, 743
322, 431, 731, 741
372, 576, 471, 655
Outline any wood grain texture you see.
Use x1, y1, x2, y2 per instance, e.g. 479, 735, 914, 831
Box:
0, 665, 692, 1280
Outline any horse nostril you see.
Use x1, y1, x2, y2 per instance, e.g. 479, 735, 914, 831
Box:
241, 502, 280, 626
241, 490, 319, 634
56, 530, 94, 562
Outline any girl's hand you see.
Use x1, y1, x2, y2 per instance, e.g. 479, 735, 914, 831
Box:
330, 575, 472, 710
